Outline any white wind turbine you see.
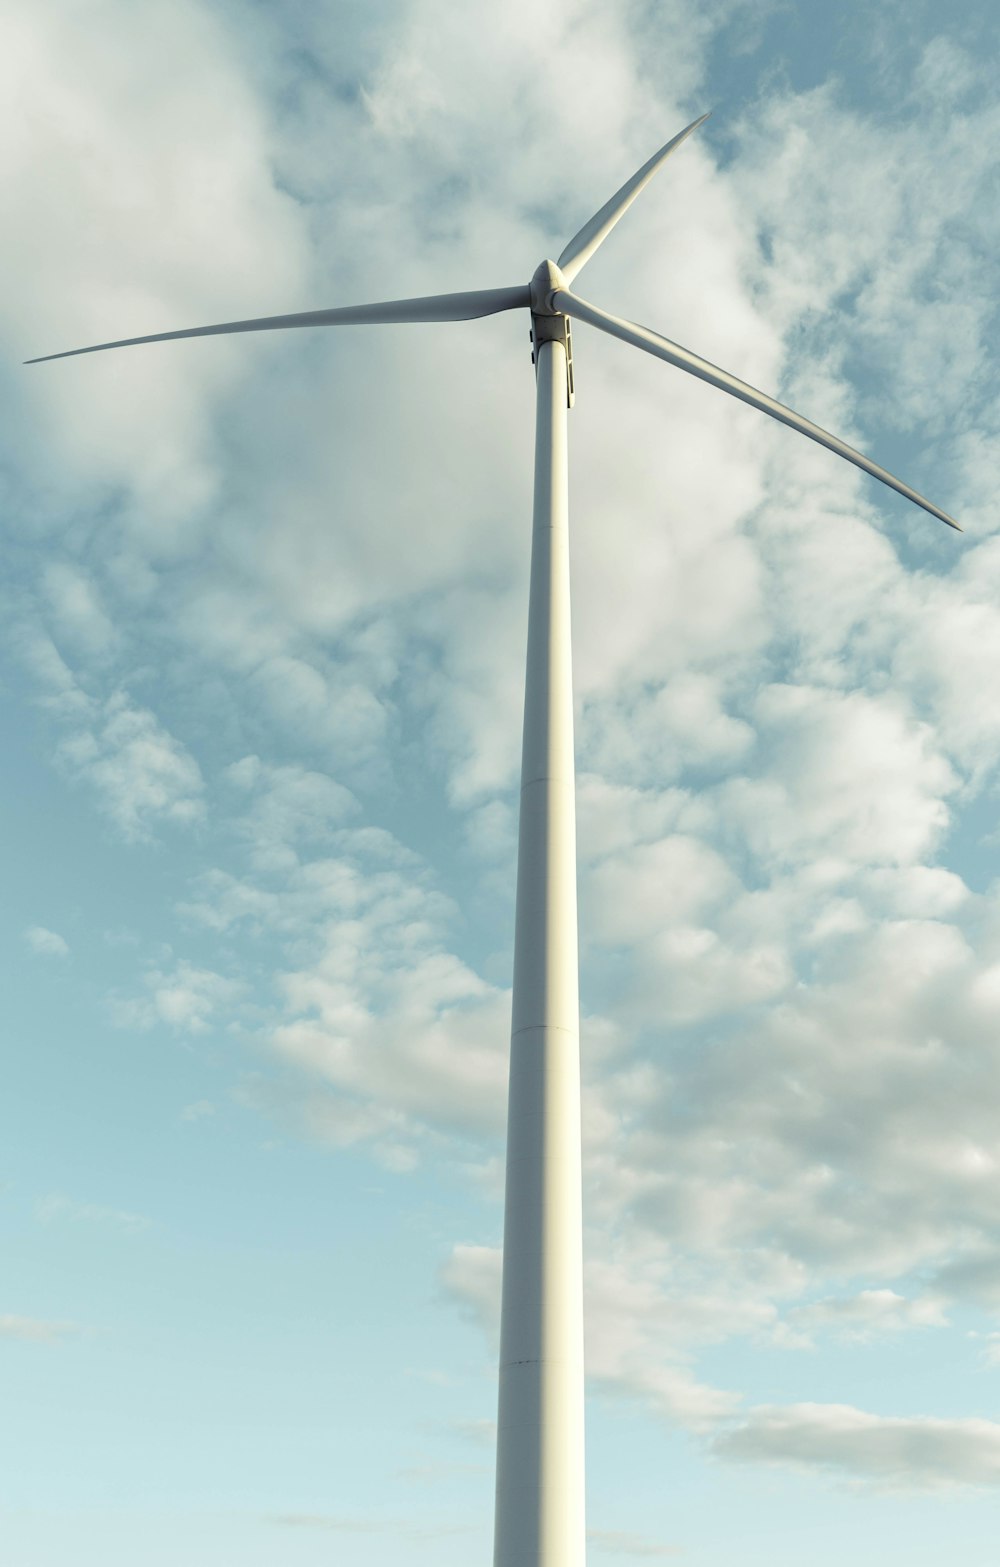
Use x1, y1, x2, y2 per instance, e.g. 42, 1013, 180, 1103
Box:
30, 113, 959, 1567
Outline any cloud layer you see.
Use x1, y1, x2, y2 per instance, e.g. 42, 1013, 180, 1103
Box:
6, 0, 1000, 1518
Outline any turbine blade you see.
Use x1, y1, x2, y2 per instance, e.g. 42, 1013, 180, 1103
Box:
556, 113, 710, 286
25, 285, 531, 364
557, 290, 960, 532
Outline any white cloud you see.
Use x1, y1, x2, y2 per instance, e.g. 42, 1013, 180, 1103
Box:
713, 1403, 1000, 1490
180, 1099, 215, 1122
114, 958, 242, 1034
718, 684, 956, 871
586, 672, 755, 787
9, 625, 92, 720
784, 1288, 947, 1346
270, 1510, 472, 1544
272, 1514, 385, 1532
861, 865, 969, 921
10, 612, 204, 844
180, 810, 510, 1151
224, 755, 358, 870
272, 945, 509, 1145
586, 834, 739, 947
440, 1244, 501, 1340
586, 904, 1000, 1280
35, 1193, 149, 1234
5, 0, 310, 528
7, 1, 1000, 1520
730, 66, 1000, 441
0, 1313, 75, 1343
441, 1242, 741, 1433
41, 561, 117, 661
932, 1250, 1000, 1309
588, 1529, 680, 1559
248, 653, 392, 772
58, 693, 204, 841
452, 1417, 496, 1448
24, 925, 69, 957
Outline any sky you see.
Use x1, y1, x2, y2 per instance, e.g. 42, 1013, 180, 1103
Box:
4, 0, 1000, 1562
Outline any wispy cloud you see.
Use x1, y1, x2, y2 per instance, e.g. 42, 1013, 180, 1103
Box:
180, 1099, 215, 1122
57, 694, 205, 842
113, 958, 242, 1035
269, 1511, 474, 1542
272, 1513, 385, 1532
713, 1403, 1000, 1490
24, 925, 69, 957
35, 1193, 149, 1234
783, 1288, 947, 1346
588, 1528, 682, 1559
0, 1313, 75, 1344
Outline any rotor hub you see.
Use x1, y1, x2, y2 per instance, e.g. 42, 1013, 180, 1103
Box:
530, 259, 568, 316
529, 261, 574, 407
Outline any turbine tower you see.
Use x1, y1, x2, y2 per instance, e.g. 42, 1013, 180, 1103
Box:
28, 113, 959, 1567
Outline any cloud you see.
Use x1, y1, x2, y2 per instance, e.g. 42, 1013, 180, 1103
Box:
4, 0, 310, 527
24, 925, 69, 957
440, 1242, 740, 1433
223, 755, 358, 870
57, 693, 205, 841
92, 38, 1000, 1450
588, 1529, 681, 1559
0, 1313, 75, 1344
586, 903, 1000, 1286
180, 1099, 215, 1122
272, 1514, 385, 1533
113, 958, 242, 1034
41, 562, 117, 661
181, 808, 511, 1154
7, 626, 91, 720
440, 1244, 501, 1340
783, 1288, 947, 1346
713, 1403, 1000, 1490
730, 66, 1000, 441
717, 684, 957, 871
10, 615, 205, 844
35, 1193, 149, 1234
7, 0, 1000, 1513
272, 943, 509, 1145
452, 1417, 496, 1448
932, 1249, 1000, 1310
269, 1511, 474, 1543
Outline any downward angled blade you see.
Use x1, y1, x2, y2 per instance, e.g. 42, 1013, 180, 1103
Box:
25, 285, 531, 364
557, 113, 710, 286
557, 290, 960, 532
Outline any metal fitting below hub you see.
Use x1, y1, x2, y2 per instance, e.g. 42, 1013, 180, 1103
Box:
530, 313, 575, 407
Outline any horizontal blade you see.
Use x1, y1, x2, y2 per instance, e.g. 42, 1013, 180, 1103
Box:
557, 113, 710, 286
25, 284, 531, 365
557, 290, 960, 532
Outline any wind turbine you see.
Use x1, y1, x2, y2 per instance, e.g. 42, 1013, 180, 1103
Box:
29, 112, 959, 1567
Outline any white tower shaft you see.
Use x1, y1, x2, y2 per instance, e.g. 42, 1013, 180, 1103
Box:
494, 335, 585, 1567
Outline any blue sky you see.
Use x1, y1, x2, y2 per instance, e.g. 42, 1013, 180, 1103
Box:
4, 1, 1000, 1562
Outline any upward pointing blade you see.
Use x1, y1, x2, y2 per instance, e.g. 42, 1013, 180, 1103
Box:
556, 113, 710, 286
25, 285, 531, 364
556, 289, 960, 532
